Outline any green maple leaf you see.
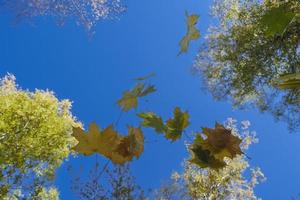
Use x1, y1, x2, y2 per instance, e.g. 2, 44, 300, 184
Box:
179, 12, 200, 55
137, 112, 166, 133
138, 107, 190, 142
260, 4, 296, 37
189, 134, 226, 170
273, 72, 300, 90
117, 83, 156, 112
165, 107, 190, 141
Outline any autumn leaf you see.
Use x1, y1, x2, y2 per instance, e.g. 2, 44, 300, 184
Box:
178, 12, 200, 55
189, 134, 226, 170
273, 73, 300, 90
137, 107, 190, 141
133, 72, 156, 81
72, 123, 145, 165
165, 107, 190, 141
117, 83, 156, 112
72, 123, 104, 156
114, 126, 144, 164
137, 112, 166, 133
200, 123, 242, 160
72, 123, 120, 157
260, 4, 296, 37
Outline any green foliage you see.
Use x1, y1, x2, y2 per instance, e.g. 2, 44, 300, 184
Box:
138, 107, 190, 142
117, 83, 156, 112
195, 0, 300, 131
0, 74, 80, 199
179, 12, 200, 54
260, 4, 296, 37
155, 119, 266, 200
72, 123, 144, 165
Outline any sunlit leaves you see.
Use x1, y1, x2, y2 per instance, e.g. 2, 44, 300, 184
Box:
72, 123, 144, 165
179, 12, 200, 54
0, 74, 80, 198
117, 83, 156, 112
273, 73, 300, 90
138, 107, 190, 141
260, 4, 296, 37
189, 123, 242, 170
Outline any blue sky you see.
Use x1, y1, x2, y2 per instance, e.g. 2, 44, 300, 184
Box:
1, 0, 300, 199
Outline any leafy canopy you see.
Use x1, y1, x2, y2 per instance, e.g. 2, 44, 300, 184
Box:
1, 0, 125, 32
195, 0, 300, 131
0, 74, 80, 199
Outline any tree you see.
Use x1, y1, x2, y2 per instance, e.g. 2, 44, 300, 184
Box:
0, 0, 124, 32
195, 0, 300, 131
71, 162, 146, 200
0, 74, 81, 199
155, 118, 266, 200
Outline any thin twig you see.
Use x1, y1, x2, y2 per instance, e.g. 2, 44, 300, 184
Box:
95, 160, 110, 181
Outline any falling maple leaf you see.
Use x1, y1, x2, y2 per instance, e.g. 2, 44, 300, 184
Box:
72, 123, 144, 165
114, 126, 144, 163
189, 134, 226, 170
117, 83, 156, 112
137, 112, 166, 133
178, 12, 200, 55
137, 107, 190, 141
199, 123, 242, 160
165, 107, 190, 141
260, 4, 296, 37
273, 72, 300, 90
189, 123, 243, 170
133, 72, 156, 81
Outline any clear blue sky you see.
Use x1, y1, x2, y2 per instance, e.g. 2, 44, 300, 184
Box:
1, 0, 300, 199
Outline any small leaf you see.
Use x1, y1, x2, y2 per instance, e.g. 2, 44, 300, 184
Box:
137, 112, 166, 133
165, 107, 190, 141
179, 12, 200, 55
133, 73, 156, 81
117, 83, 156, 112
